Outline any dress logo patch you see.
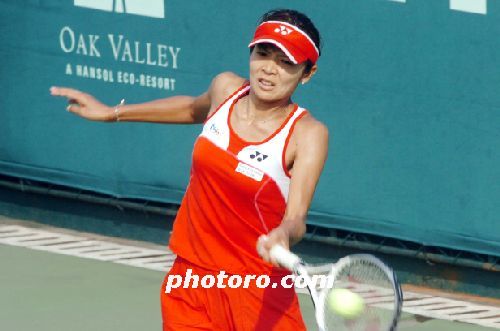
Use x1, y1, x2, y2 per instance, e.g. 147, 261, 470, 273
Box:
235, 162, 264, 182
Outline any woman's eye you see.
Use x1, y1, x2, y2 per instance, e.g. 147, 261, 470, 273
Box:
257, 51, 268, 56
281, 59, 294, 66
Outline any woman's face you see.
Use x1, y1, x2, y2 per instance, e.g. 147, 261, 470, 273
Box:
249, 44, 314, 105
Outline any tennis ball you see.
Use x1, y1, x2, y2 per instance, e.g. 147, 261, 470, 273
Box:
327, 288, 365, 319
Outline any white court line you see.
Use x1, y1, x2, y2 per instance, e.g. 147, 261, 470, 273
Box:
0, 224, 499, 329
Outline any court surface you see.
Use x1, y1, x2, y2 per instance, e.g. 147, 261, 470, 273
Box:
1, 220, 498, 330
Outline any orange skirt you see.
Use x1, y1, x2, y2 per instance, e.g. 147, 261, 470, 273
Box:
160, 256, 306, 331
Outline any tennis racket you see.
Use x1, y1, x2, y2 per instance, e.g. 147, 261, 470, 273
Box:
270, 245, 403, 331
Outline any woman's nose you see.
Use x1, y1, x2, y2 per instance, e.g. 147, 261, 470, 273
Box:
262, 59, 278, 74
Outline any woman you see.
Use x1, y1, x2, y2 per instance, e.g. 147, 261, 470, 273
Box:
51, 9, 328, 331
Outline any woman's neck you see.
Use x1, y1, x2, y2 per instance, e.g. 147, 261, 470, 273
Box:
244, 91, 292, 123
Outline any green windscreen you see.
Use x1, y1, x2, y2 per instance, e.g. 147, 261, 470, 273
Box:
0, 0, 498, 256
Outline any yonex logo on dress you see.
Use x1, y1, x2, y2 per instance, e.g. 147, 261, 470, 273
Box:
250, 151, 268, 162
74, 0, 165, 18
274, 26, 292, 36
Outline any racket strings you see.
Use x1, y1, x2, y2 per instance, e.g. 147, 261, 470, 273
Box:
321, 259, 399, 331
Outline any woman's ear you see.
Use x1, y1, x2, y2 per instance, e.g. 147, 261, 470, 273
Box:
301, 64, 318, 85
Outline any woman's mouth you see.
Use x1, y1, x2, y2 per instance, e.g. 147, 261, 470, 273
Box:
258, 78, 275, 90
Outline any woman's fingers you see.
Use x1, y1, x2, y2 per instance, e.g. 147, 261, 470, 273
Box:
51, 87, 90, 114
51, 86, 72, 97
66, 103, 82, 115
51, 86, 111, 121
256, 229, 291, 267
256, 235, 270, 261
50, 86, 88, 104
257, 234, 279, 266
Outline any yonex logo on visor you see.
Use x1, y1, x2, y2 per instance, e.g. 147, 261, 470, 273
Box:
275, 26, 292, 36
249, 21, 319, 65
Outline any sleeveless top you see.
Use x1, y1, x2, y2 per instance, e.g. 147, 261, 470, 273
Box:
169, 84, 308, 275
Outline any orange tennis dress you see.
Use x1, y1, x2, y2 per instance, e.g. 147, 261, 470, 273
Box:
162, 84, 308, 330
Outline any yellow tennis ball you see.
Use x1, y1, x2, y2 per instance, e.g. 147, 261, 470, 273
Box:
327, 288, 365, 319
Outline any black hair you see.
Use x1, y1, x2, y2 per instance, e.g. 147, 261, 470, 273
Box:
258, 9, 322, 73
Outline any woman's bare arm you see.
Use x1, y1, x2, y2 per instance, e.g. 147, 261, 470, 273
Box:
50, 72, 242, 124
257, 116, 329, 265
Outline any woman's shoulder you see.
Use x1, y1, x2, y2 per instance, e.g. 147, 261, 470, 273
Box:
209, 72, 247, 107
286, 111, 329, 168
294, 111, 329, 140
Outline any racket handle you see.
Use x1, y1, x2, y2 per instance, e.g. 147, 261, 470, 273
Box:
270, 245, 301, 271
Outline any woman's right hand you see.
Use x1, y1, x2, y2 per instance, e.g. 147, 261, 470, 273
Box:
50, 86, 115, 122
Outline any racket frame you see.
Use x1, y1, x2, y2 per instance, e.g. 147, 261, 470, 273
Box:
270, 246, 403, 331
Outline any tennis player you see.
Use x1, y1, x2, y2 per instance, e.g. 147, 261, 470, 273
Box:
51, 9, 328, 330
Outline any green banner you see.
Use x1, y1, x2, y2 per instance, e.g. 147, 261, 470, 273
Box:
0, 0, 498, 257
